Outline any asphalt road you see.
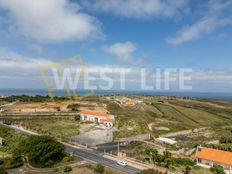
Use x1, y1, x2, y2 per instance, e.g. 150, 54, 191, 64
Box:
96, 142, 127, 152
65, 144, 140, 174
0, 122, 141, 174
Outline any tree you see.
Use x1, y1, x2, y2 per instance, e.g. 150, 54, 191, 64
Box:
210, 165, 225, 174
74, 114, 81, 121
145, 147, 158, 162
16, 136, 66, 167
67, 104, 80, 111
0, 167, 8, 174
94, 163, 105, 174
184, 166, 191, 174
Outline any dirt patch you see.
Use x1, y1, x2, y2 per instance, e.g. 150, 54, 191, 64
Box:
69, 128, 115, 146
5, 102, 68, 113
69, 167, 93, 174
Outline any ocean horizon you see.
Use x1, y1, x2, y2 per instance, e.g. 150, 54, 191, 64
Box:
0, 89, 232, 101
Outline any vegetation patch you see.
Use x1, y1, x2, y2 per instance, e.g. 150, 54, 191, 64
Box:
14, 135, 66, 168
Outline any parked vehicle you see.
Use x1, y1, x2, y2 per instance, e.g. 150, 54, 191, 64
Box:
117, 161, 127, 167
2, 121, 11, 125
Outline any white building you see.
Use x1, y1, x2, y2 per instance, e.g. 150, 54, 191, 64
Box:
79, 111, 115, 127
195, 146, 232, 174
157, 137, 177, 145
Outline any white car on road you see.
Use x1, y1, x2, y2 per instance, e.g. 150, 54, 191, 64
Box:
117, 161, 127, 167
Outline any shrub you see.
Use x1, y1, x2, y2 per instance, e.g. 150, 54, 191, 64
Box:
64, 166, 72, 172
63, 156, 75, 162
210, 165, 225, 174
74, 115, 81, 121
15, 136, 65, 167
139, 169, 168, 174
67, 104, 80, 111
183, 166, 191, 174
0, 167, 8, 174
220, 136, 232, 144
174, 157, 195, 167
94, 163, 105, 174
0, 156, 23, 169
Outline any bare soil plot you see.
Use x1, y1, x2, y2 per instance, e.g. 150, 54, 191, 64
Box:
4, 102, 69, 113
69, 128, 114, 146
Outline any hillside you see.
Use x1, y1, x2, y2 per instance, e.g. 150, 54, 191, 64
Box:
106, 96, 232, 140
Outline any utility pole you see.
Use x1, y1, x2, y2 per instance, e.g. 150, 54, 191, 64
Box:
118, 141, 120, 156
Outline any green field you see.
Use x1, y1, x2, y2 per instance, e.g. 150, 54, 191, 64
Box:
1, 95, 232, 149
106, 97, 232, 140
5, 117, 80, 139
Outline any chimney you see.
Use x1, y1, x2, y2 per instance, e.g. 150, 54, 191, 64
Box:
198, 145, 202, 152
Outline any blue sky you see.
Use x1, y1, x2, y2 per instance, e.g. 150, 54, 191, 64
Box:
0, 0, 232, 92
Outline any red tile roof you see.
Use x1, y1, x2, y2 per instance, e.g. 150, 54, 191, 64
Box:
103, 118, 113, 123
195, 147, 232, 166
79, 111, 109, 117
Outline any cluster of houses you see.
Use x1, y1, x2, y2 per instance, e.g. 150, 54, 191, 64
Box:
77, 99, 232, 174
115, 97, 142, 106
155, 136, 232, 173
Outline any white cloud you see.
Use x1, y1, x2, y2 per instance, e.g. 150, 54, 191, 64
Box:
0, 57, 52, 70
0, 48, 54, 78
103, 42, 143, 65
167, 0, 232, 45
192, 69, 232, 82
166, 17, 232, 45
81, 0, 189, 19
0, 0, 102, 43
1, 49, 232, 92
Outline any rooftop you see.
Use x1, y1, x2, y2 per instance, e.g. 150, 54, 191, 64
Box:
103, 118, 113, 123
157, 137, 176, 145
195, 146, 232, 166
79, 110, 109, 117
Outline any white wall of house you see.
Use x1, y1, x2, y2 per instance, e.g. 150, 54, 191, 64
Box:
197, 158, 232, 173
80, 114, 114, 127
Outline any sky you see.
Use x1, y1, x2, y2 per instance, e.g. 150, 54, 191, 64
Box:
0, 0, 232, 92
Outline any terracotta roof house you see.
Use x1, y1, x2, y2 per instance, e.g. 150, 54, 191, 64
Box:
195, 146, 232, 173
79, 111, 115, 127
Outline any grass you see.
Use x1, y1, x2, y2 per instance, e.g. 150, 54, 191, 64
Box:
69, 164, 123, 174
154, 103, 198, 127
113, 141, 148, 161
10, 118, 80, 139
107, 97, 232, 139
173, 105, 230, 126
190, 166, 212, 174
0, 125, 27, 153
3, 96, 232, 153
107, 102, 150, 139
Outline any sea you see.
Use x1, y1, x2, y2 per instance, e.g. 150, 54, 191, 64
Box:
0, 89, 232, 101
